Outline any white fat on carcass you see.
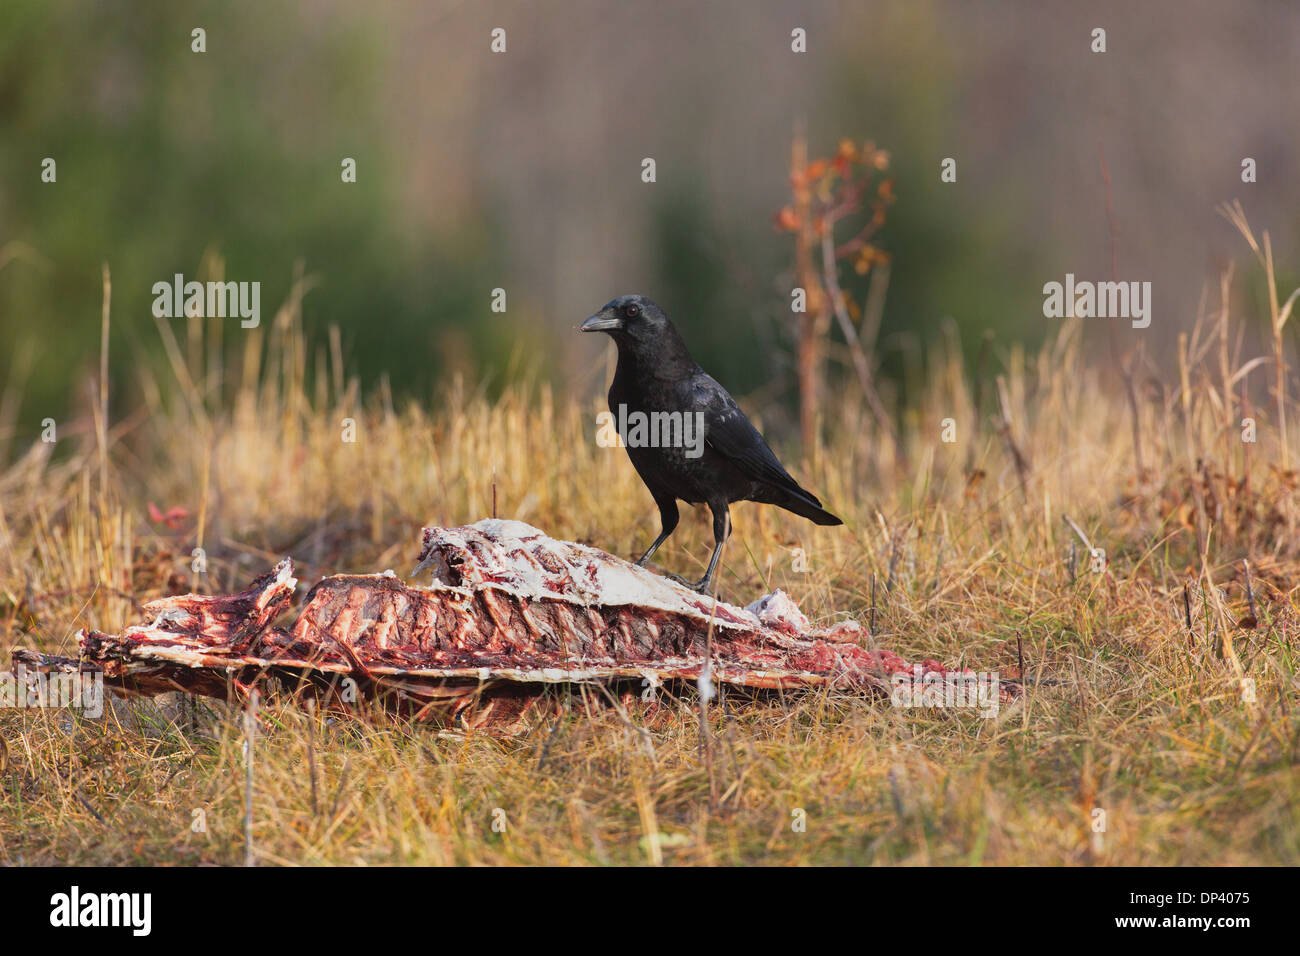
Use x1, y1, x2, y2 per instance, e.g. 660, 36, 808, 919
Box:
272, 557, 298, 593
416, 518, 797, 631
744, 590, 810, 632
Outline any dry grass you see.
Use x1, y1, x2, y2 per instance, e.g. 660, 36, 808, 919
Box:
2, 224, 1300, 865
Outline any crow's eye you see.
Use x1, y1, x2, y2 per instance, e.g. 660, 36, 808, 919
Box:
624, 303, 640, 318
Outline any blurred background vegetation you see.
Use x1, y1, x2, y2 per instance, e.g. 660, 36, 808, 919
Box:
1, 0, 1296, 444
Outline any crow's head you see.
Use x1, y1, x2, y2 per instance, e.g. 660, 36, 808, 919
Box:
579, 294, 672, 345
580, 294, 696, 370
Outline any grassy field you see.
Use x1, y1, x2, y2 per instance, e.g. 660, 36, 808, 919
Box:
2, 218, 1299, 866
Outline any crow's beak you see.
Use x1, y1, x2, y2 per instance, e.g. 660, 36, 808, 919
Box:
579, 310, 622, 333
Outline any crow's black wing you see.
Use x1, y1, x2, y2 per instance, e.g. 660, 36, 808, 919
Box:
691, 374, 822, 504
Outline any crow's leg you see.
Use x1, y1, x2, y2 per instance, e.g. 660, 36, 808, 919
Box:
670, 502, 730, 594
635, 493, 680, 567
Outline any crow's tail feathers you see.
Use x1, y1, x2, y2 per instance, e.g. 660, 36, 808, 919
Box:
772, 487, 844, 526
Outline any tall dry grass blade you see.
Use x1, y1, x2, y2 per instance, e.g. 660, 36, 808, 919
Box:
245, 688, 258, 867
97, 263, 111, 499
1218, 263, 1235, 474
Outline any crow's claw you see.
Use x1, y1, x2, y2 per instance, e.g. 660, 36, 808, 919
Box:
664, 571, 716, 595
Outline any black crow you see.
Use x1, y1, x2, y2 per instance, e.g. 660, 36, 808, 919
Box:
580, 294, 842, 594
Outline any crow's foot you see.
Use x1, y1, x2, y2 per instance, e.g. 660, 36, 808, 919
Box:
664, 571, 717, 595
